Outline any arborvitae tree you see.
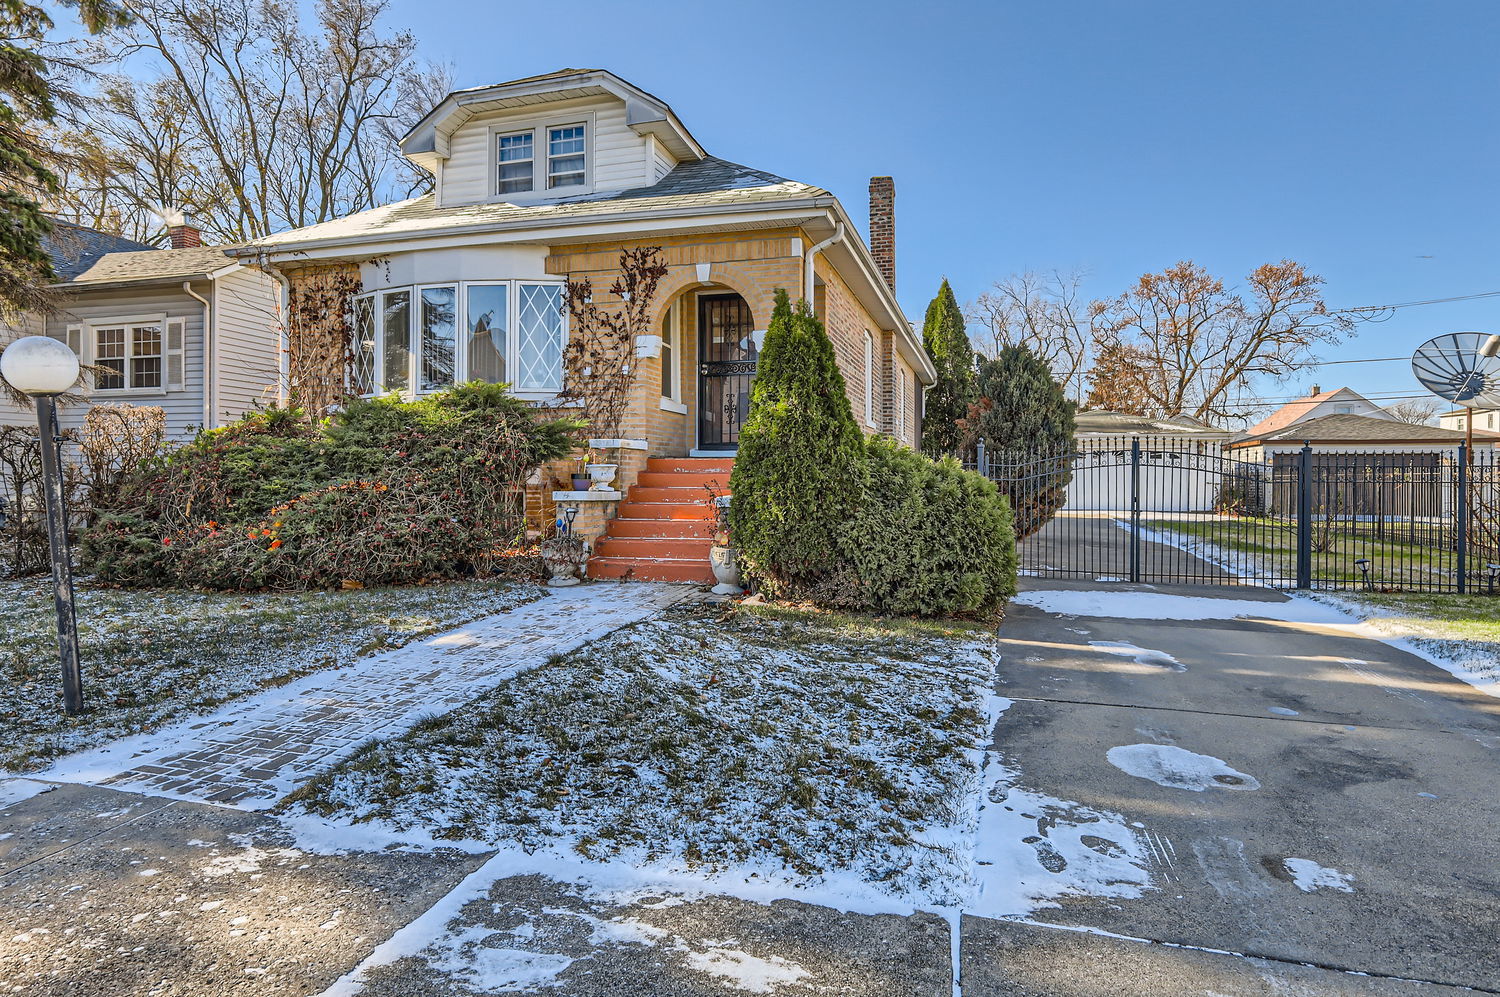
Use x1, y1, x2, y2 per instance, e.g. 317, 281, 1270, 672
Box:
728, 289, 868, 596
968, 345, 1076, 539
919, 278, 976, 456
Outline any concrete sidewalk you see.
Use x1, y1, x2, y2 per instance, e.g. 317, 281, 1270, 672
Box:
966, 579, 1500, 994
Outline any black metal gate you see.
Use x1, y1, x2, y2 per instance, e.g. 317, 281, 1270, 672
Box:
973, 435, 1498, 594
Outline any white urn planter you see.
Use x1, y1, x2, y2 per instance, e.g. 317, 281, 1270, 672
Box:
709, 545, 743, 595
543, 551, 582, 587
587, 463, 618, 492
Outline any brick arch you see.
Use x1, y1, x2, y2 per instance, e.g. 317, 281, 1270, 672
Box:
648, 262, 779, 331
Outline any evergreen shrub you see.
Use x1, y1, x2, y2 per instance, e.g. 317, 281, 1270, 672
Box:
83, 383, 581, 589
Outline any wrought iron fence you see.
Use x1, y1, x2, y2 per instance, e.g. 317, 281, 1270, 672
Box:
966, 435, 1499, 594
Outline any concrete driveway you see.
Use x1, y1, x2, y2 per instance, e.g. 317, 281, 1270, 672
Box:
970, 578, 1500, 995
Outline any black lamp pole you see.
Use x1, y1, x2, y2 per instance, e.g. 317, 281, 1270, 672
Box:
34, 394, 83, 715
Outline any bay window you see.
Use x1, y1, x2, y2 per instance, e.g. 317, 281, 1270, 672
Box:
354, 279, 565, 398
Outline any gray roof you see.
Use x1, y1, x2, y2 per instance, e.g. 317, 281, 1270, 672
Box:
1236, 412, 1500, 445
43, 220, 155, 281
241, 157, 827, 253
1074, 410, 1231, 436
66, 245, 241, 287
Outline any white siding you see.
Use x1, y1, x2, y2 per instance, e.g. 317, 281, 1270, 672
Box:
211, 267, 282, 425
439, 96, 652, 207
0, 311, 45, 427
648, 133, 677, 182
44, 287, 207, 441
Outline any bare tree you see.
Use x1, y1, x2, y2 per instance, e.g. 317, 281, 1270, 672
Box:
1087, 260, 1350, 422
45, 0, 425, 243
1383, 397, 1441, 426
968, 269, 1090, 401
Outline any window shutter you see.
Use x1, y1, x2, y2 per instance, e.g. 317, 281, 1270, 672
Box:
165, 316, 186, 391
63, 323, 83, 357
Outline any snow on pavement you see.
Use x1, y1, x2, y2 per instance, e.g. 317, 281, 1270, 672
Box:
1088, 640, 1185, 671
1283, 857, 1356, 893
1012, 589, 1350, 623
1106, 744, 1261, 793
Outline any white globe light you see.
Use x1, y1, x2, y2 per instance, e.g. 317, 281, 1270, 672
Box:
0, 336, 80, 396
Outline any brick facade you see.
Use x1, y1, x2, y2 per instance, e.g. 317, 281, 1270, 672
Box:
523, 225, 915, 533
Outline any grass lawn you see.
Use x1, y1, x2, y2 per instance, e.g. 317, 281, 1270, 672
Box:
1342, 591, 1500, 644
1148, 516, 1471, 586
0, 577, 541, 773
282, 601, 999, 904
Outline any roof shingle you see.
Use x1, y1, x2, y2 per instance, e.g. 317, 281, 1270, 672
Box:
241, 157, 827, 252
67, 245, 241, 286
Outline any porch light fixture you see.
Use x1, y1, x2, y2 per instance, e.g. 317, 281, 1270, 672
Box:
1354, 557, 1372, 591
0, 336, 85, 715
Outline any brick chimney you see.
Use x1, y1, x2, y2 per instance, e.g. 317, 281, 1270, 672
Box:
168, 219, 202, 249
869, 176, 895, 292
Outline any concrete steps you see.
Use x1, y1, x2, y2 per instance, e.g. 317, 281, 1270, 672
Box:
586, 457, 733, 584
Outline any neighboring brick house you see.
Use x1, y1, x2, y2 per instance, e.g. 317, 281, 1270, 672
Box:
236, 68, 936, 581
1, 218, 281, 440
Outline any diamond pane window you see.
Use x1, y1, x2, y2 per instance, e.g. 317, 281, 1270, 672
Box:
351, 295, 375, 395
497, 131, 534, 194
516, 283, 564, 390
466, 283, 507, 384
382, 289, 411, 392
547, 125, 586, 188
420, 285, 457, 391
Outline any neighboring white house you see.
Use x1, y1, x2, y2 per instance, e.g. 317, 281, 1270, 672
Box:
1439, 406, 1500, 434
1241, 385, 1396, 439
1, 219, 282, 441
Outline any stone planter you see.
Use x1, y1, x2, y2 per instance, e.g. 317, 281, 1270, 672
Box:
709, 544, 743, 595
543, 552, 581, 587
588, 463, 618, 492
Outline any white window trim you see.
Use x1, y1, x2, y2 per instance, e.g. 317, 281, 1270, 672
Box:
361, 279, 567, 401
86, 313, 172, 394
486, 110, 597, 203
660, 298, 682, 405
863, 330, 876, 428
545, 121, 589, 190
494, 128, 536, 196
895, 365, 906, 442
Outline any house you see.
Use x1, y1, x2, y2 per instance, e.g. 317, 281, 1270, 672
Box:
234, 68, 937, 581
1439, 406, 1500, 435
1242, 385, 1396, 439
1227, 413, 1497, 519
1064, 410, 1237, 512
1, 218, 282, 440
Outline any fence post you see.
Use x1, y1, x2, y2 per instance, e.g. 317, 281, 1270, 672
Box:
1129, 436, 1141, 584
976, 437, 986, 477
1456, 442, 1468, 595
1296, 443, 1312, 589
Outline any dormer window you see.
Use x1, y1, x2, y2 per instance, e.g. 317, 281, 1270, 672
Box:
496, 131, 535, 194
547, 124, 586, 188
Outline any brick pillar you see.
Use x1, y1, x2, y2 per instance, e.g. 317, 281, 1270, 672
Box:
868, 176, 895, 292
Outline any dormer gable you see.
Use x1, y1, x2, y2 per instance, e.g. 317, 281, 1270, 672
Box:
401, 69, 707, 208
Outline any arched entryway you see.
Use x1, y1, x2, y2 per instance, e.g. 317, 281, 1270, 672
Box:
696, 291, 758, 451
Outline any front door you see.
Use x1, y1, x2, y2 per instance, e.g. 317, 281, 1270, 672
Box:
697, 293, 757, 450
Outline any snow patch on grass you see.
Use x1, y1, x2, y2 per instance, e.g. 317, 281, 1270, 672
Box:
287, 604, 1000, 909
0, 578, 542, 773
1106, 744, 1260, 793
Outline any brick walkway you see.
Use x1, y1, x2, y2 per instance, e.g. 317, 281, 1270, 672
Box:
41, 583, 691, 810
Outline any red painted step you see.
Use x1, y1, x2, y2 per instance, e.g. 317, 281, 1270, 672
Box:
586, 556, 716, 584
593, 536, 713, 559
602, 518, 713, 539
586, 455, 734, 585
646, 457, 735, 474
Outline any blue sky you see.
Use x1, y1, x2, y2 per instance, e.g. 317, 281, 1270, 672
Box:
386, 0, 1499, 409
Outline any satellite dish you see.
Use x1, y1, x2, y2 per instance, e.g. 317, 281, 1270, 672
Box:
1411, 332, 1500, 408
